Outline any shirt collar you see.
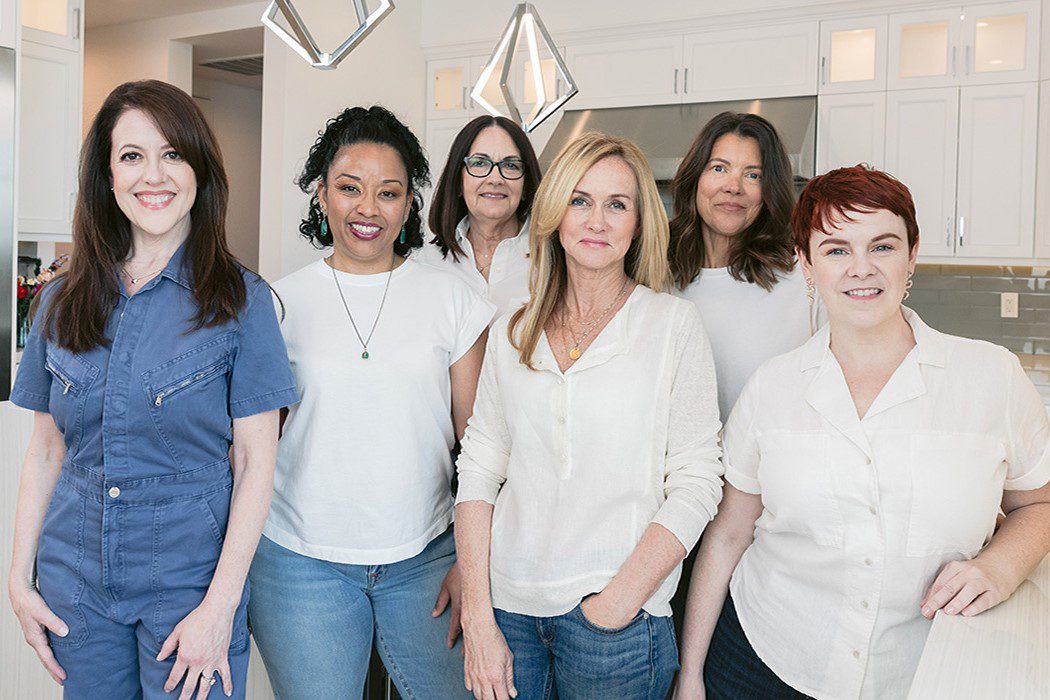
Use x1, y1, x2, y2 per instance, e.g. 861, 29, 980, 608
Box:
158, 241, 194, 290
455, 215, 530, 244
799, 306, 947, 372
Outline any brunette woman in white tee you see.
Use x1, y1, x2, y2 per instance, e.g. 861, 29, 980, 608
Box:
667, 111, 823, 635
247, 106, 493, 699
455, 132, 723, 700
675, 166, 1050, 700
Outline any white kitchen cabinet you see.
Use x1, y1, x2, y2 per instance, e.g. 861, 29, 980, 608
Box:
22, 0, 79, 51
816, 92, 886, 173
0, 0, 17, 49
18, 39, 78, 239
565, 36, 680, 110
889, 8, 961, 90
427, 57, 474, 120
819, 16, 888, 94
955, 81, 1037, 257
959, 1, 1040, 85
889, 1, 1039, 90
425, 116, 471, 182
1034, 81, 1050, 259
682, 21, 819, 102
885, 88, 959, 258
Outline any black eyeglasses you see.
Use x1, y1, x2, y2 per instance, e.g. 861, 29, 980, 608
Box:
463, 155, 526, 180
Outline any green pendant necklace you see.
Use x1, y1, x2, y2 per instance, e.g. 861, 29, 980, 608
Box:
329, 254, 395, 360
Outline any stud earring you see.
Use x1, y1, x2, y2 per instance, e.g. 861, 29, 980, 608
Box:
805, 277, 815, 303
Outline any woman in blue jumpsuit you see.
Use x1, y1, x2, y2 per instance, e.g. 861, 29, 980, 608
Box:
7, 81, 298, 699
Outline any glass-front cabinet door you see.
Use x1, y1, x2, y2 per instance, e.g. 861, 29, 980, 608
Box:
959, 1, 1039, 84
889, 1, 1039, 89
22, 0, 81, 51
819, 16, 888, 94
889, 9, 962, 89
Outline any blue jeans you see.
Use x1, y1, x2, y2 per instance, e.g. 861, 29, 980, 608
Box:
704, 596, 813, 700
494, 603, 678, 699
247, 527, 469, 699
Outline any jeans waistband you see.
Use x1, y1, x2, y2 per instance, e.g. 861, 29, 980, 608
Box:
59, 459, 233, 506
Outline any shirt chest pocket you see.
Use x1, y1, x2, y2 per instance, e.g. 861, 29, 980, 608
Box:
141, 338, 234, 464
906, 432, 1005, 558
756, 432, 844, 548
45, 347, 99, 451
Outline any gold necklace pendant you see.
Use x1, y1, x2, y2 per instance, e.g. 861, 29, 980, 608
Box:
569, 347, 582, 360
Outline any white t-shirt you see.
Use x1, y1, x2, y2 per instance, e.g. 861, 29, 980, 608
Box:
456, 287, 724, 617
413, 216, 530, 319
675, 263, 821, 421
724, 308, 1050, 699
266, 257, 495, 564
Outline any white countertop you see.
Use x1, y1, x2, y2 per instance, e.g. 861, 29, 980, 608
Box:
908, 554, 1049, 698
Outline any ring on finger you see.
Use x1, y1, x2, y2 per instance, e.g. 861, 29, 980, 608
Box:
201, 671, 216, 686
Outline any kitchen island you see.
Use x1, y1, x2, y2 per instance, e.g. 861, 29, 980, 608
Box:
909, 554, 1049, 698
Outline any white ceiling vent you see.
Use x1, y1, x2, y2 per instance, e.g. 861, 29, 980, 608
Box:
198, 54, 263, 77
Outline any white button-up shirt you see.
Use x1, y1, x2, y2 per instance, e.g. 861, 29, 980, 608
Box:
456, 286, 724, 617
413, 216, 530, 318
724, 308, 1050, 700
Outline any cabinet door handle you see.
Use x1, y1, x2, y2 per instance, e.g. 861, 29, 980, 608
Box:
72, 8, 80, 39
958, 216, 965, 246
673, 68, 678, 94
951, 46, 957, 77
945, 217, 952, 248
462, 86, 468, 109
821, 56, 827, 85
683, 67, 688, 93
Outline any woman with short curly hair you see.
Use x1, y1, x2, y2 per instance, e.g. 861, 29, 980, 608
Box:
247, 105, 493, 698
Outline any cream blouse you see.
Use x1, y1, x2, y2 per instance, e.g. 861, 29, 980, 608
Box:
456, 286, 724, 617
724, 308, 1050, 700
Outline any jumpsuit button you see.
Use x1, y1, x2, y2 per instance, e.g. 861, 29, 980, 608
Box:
108, 486, 121, 499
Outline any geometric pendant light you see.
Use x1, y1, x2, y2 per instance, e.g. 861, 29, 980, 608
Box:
261, 0, 394, 70
470, 3, 578, 132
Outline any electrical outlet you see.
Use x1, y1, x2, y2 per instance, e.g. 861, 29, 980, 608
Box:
1000, 292, 1019, 319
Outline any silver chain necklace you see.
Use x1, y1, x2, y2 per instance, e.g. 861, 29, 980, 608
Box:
329, 255, 395, 360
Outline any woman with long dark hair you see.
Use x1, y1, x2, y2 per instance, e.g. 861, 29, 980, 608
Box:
247, 106, 492, 698
8, 80, 297, 699
415, 115, 542, 318
669, 111, 820, 422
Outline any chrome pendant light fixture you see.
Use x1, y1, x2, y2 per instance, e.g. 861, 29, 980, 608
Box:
261, 0, 394, 70
471, 3, 578, 132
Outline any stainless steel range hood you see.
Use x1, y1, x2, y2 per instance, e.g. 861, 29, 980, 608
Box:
538, 96, 817, 182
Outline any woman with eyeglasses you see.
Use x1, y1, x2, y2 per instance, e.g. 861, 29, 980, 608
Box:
415, 116, 542, 318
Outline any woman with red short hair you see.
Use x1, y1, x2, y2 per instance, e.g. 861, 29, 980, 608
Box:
675, 165, 1050, 699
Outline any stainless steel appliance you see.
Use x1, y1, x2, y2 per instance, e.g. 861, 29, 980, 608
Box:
1, 46, 15, 402
539, 96, 817, 208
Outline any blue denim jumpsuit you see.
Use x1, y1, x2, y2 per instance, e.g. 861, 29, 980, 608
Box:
10, 246, 298, 699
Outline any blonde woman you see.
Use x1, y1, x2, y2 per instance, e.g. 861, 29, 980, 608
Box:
455, 132, 723, 700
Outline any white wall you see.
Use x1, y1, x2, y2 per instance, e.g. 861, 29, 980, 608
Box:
194, 77, 263, 272
83, 3, 265, 130
256, 0, 426, 281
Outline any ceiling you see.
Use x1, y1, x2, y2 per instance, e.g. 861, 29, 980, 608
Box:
85, 0, 261, 29
190, 28, 265, 90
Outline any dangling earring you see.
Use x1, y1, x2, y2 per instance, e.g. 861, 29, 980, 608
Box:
904, 272, 913, 302
399, 226, 406, 245
805, 277, 815, 303
320, 218, 328, 239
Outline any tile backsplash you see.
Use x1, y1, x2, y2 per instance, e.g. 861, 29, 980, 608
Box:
909, 265, 1050, 402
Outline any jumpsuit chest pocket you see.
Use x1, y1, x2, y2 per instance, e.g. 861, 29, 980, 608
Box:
141, 336, 234, 465
44, 347, 99, 451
